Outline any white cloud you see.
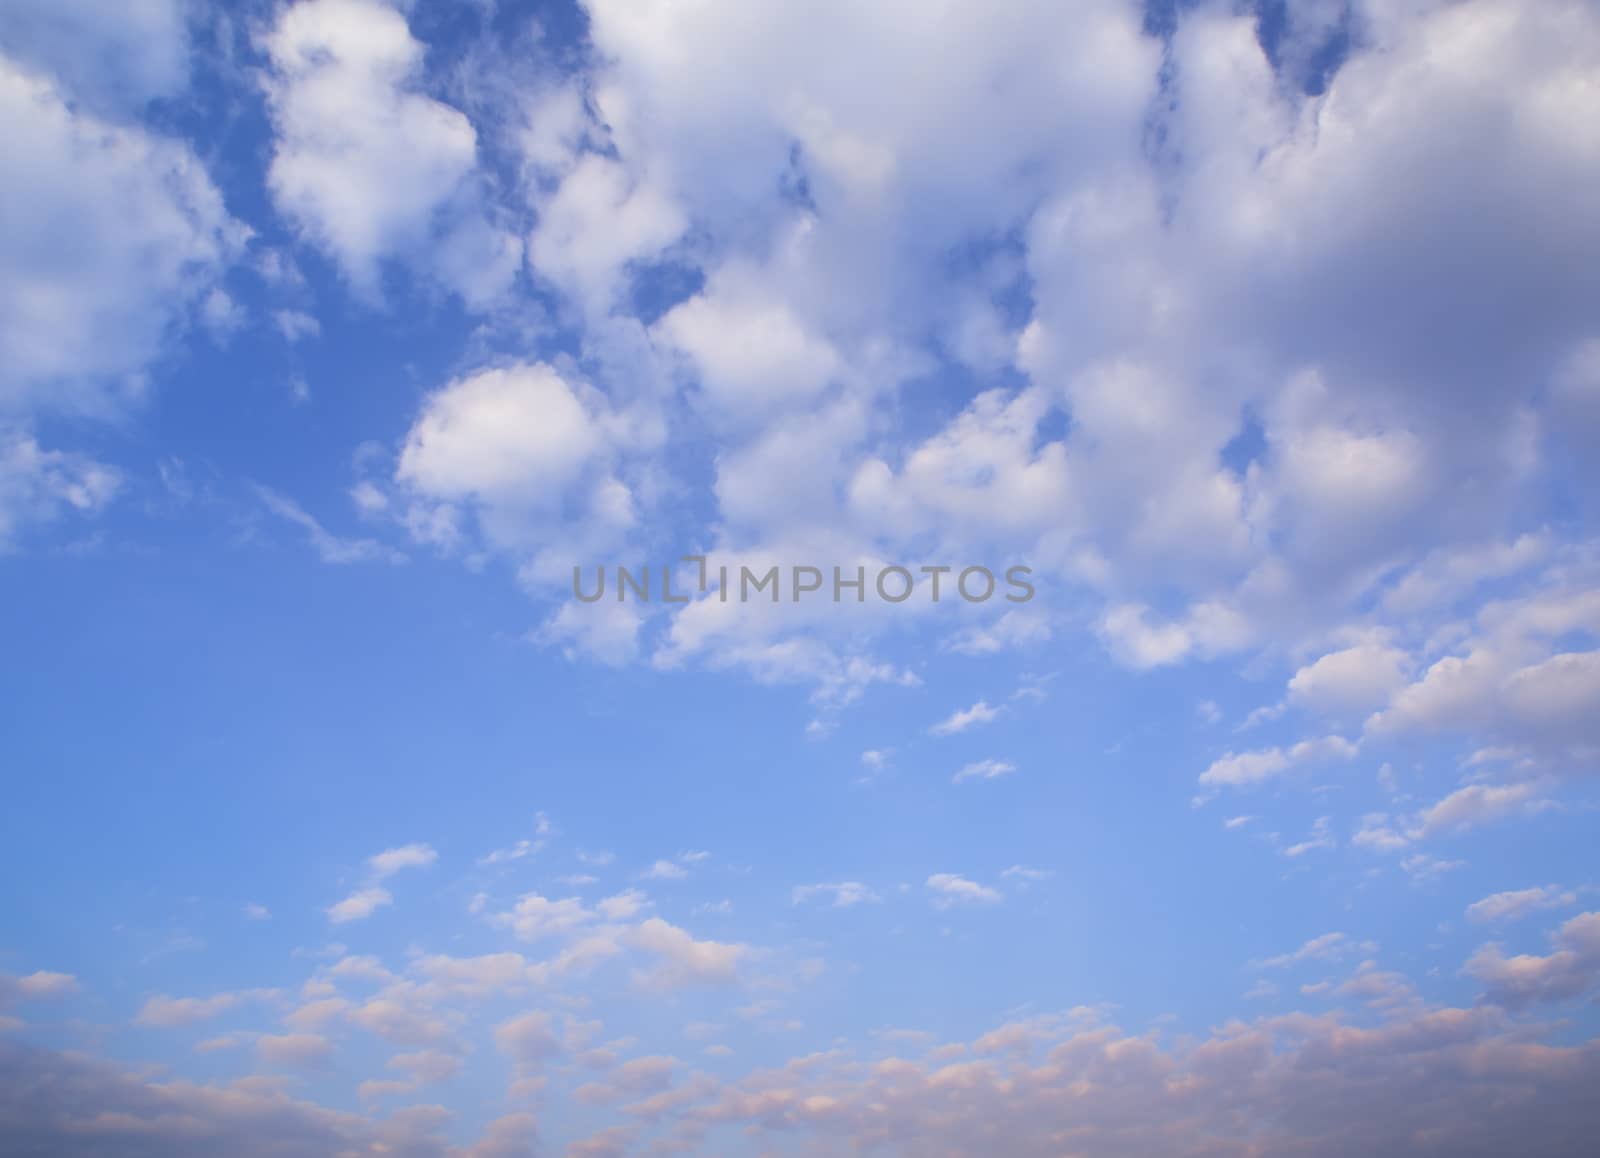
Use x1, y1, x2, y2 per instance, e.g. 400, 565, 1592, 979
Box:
952, 758, 1017, 785
1400, 853, 1465, 882
626, 918, 745, 990
327, 887, 393, 925
792, 882, 880, 908
1282, 816, 1336, 858
0, 431, 119, 550
261, 0, 518, 302
1467, 886, 1578, 924
1288, 639, 1412, 715
1261, 932, 1359, 970
0, 0, 188, 109
368, 843, 438, 879
527, 153, 685, 312
1351, 813, 1410, 854
398, 365, 604, 505
929, 700, 1001, 737
657, 272, 840, 421
1198, 735, 1357, 792
926, 874, 1001, 908
1413, 782, 1545, 838
0, 57, 242, 413
1000, 866, 1053, 883
256, 486, 405, 566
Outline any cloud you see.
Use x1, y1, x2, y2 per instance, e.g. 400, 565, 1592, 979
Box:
1282, 816, 1336, 858
792, 882, 880, 908
325, 843, 437, 924
0, 433, 118, 550
1465, 911, 1600, 1009
0, 1039, 531, 1156
952, 758, 1017, 784
256, 1033, 333, 1069
0, 0, 188, 110
368, 843, 438, 879
494, 1011, 563, 1073
1288, 639, 1412, 715
397, 365, 606, 506
0, 57, 242, 413
1000, 866, 1053, 884
640, 860, 687, 881
1413, 782, 1545, 838
1198, 735, 1357, 792
255, 486, 405, 566
135, 989, 275, 1029
626, 919, 745, 991
261, 0, 517, 302
1261, 932, 1361, 969
926, 874, 1001, 908
1400, 853, 1465, 882
1467, 886, 1578, 924
327, 887, 393, 925
929, 700, 1001, 737
0, 971, 77, 1008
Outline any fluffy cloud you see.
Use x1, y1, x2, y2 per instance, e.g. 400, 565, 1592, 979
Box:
1288, 638, 1412, 715
262, 0, 518, 302
0, 57, 242, 413
626, 919, 745, 991
0, 0, 188, 110
1465, 911, 1600, 1009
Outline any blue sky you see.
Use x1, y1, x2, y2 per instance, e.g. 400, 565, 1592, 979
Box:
2, 0, 1600, 1154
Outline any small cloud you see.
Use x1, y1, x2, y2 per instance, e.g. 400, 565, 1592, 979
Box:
930, 700, 1001, 737
793, 882, 881, 908
1467, 886, 1577, 924
641, 860, 688, 881
953, 758, 1016, 784
1401, 853, 1465, 882
1282, 816, 1336, 858
1000, 865, 1052, 883
274, 308, 320, 343
368, 843, 438, 878
327, 887, 392, 925
926, 873, 1001, 908
255, 485, 404, 565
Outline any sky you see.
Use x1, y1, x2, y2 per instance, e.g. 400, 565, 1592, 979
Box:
2, 0, 1599, 1154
